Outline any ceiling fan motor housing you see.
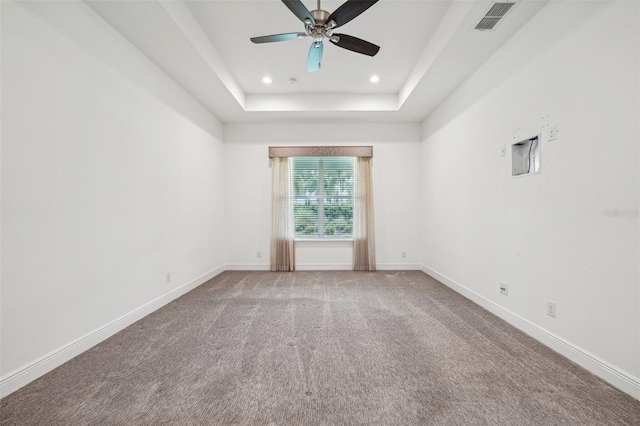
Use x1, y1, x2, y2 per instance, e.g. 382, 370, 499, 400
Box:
308, 9, 334, 40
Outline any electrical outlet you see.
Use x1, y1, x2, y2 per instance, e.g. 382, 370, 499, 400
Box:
547, 301, 556, 317
499, 282, 508, 296
401, 251, 406, 258
166, 272, 171, 283
547, 124, 558, 141
500, 145, 506, 156
256, 251, 261, 258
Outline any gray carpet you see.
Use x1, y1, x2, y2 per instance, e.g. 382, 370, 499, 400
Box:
1, 271, 638, 425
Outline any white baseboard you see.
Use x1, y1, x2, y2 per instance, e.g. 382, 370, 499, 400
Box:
377, 263, 423, 270
225, 263, 270, 271
226, 263, 353, 271
420, 265, 640, 400
0, 265, 226, 398
226, 263, 423, 271
296, 263, 352, 270
296, 263, 423, 271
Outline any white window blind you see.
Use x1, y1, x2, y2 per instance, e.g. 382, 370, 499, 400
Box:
292, 157, 354, 239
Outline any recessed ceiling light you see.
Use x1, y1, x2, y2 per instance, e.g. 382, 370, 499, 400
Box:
262, 76, 272, 84
370, 75, 380, 83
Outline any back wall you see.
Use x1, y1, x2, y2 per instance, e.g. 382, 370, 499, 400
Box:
224, 123, 422, 270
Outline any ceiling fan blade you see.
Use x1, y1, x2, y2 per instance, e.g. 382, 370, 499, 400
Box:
327, 0, 378, 29
307, 41, 323, 72
251, 32, 307, 44
282, 0, 316, 25
330, 34, 379, 56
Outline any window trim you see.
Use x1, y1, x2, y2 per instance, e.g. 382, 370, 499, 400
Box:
294, 238, 354, 242
292, 156, 354, 240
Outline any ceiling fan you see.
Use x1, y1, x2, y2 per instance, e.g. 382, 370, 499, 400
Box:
250, 0, 380, 72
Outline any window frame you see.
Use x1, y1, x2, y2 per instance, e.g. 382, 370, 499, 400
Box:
292, 156, 355, 241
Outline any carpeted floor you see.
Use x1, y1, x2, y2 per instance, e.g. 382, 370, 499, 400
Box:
1, 271, 638, 425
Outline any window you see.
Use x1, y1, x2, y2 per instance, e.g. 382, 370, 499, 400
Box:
292, 157, 354, 239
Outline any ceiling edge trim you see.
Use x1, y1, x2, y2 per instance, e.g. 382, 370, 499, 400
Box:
398, 1, 477, 108
245, 94, 398, 112
159, 0, 246, 108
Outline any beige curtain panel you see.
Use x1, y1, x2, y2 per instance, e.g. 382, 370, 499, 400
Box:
353, 157, 376, 271
270, 157, 295, 271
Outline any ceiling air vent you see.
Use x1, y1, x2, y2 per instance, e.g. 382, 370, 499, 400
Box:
475, 2, 515, 31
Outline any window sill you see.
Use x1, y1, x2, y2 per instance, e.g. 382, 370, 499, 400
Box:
295, 238, 354, 242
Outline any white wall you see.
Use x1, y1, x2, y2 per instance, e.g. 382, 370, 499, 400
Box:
420, 1, 639, 397
224, 123, 422, 270
1, 1, 226, 393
